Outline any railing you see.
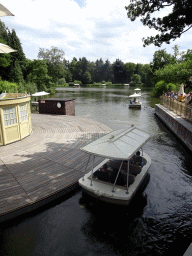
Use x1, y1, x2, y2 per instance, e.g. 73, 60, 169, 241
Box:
160, 96, 192, 122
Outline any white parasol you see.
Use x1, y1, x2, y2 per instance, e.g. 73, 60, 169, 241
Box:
0, 4, 14, 17
0, 43, 17, 53
129, 93, 141, 98
178, 83, 185, 96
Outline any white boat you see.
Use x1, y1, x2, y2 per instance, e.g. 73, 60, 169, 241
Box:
128, 92, 142, 108
129, 88, 142, 108
78, 127, 151, 205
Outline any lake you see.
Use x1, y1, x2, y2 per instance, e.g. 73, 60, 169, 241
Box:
0, 87, 192, 256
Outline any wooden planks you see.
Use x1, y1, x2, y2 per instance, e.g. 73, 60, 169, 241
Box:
0, 113, 111, 220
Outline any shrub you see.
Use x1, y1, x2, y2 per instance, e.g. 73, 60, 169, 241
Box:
93, 82, 102, 86
74, 80, 82, 86
58, 78, 66, 85
154, 80, 167, 96
167, 83, 176, 91
0, 80, 18, 94
106, 82, 112, 86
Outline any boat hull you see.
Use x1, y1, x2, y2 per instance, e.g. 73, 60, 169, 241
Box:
129, 104, 141, 108
81, 172, 150, 206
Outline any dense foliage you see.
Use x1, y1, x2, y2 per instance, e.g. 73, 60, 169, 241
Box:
125, 0, 192, 47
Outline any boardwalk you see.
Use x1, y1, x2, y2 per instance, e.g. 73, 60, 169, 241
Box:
0, 114, 111, 222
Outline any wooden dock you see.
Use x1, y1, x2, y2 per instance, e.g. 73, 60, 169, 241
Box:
0, 113, 111, 222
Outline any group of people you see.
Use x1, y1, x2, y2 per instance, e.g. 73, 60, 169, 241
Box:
162, 91, 192, 105
93, 151, 142, 186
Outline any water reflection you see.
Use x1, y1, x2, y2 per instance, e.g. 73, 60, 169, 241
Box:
79, 193, 148, 255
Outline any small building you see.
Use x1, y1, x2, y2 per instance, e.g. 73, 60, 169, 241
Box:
39, 98, 75, 116
0, 93, 32, 146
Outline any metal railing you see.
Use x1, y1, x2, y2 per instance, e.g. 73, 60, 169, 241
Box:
160, 96, 192, 122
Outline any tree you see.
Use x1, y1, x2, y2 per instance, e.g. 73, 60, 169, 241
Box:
26, 59, 52, 91
124, 62, 136, 83
125, 0, 192, 47
131, 74, 142, 83
38, 46, 65, 65
82, 71, 92, 84
150, 49, 175, 72
113, 59, 125, 83
38, 46, 66, 83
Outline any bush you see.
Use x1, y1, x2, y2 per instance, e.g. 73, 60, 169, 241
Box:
154, 80, 167, 96
93, 82, 102, 86
58, 78, 66, 85
106, 82, 112, 86
74, 80, 82, 86
129, 81, 143, 87
0, 80, 18, 94
167, 83, 176, 91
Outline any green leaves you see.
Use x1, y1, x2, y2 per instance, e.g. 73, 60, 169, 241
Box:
125, 0, 192, 46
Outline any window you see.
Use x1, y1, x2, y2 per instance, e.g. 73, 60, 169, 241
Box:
3, 107, 17, 126
19, 104, 28, 123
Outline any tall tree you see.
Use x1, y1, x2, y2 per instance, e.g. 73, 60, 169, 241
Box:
125, 0, 192, 47
123, 62, 136, 83
8, 29, 26, 83
113, 59, 125, 83
150, 49, 175, 72
38, 46, 66, 83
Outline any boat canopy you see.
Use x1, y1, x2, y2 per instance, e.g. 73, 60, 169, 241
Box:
80, 127, 150, 160
134, 88, 141, 91
31, 91, 50, 97
129, 93, 141, 98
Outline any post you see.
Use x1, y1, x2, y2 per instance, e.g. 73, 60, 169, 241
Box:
90, 155, 95, 186
112, 161, 123, 192
83, 154, 91, 181
126, 160, 130, 194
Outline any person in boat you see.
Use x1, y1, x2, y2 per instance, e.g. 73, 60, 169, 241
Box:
132, 151, 142, 166
93, 163, 111, 182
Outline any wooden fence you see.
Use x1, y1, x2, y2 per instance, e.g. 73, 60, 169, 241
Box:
160, 96, 192, 121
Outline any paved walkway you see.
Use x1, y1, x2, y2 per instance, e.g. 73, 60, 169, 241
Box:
0, 114, 111, 222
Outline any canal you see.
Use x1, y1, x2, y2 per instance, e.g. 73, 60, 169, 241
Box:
0, 87, 192, 256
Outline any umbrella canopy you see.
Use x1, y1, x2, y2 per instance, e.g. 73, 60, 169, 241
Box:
0, 43, 17, 54
129, 93, 141, 98
31, 91, 50, 97
178, 83, 185, 96
81, 127, 151, 160
0, 4, 14, 17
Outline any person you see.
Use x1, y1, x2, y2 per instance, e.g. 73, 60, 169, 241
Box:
134, 151, 142, 166
186, 92, 192, 104
93, 163, 110, 182
178, 94, 183, 102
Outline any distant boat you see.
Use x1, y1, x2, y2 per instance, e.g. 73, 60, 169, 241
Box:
78, 127, 151, 205
129, 94, 142, 108
124, 84, 129, 87
101, 84, 106, 88
73, 84, 80, 88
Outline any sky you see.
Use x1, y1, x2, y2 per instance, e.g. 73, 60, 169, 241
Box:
1, 0, 192, 64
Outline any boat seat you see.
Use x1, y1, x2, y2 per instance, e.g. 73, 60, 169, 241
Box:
108, 161, 142, 176
129, 164, 142, 175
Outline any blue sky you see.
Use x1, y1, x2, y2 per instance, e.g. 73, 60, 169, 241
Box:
74, 0, 85, 7
1, 0, 192, 64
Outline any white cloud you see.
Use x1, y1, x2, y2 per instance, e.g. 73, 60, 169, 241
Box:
1, 0, 192, 64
